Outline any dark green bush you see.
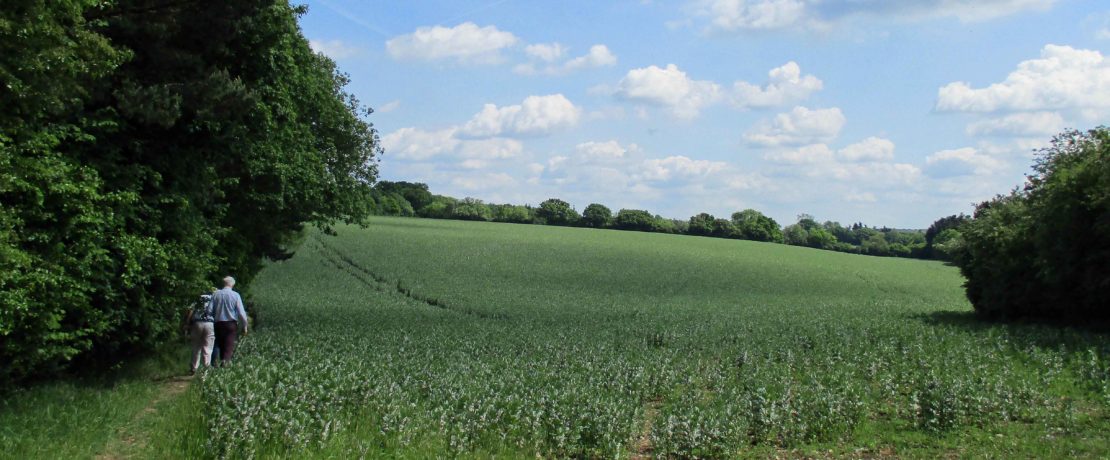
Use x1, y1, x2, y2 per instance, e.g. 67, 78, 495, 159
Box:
1, 0, 379, 384
614, 209, 655, 232
956, 127, 1109, 320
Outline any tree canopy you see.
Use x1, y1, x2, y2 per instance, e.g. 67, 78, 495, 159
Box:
1, 0, 379, 383
536, 198, 579, 226
581, 203, 613, 228
955, 127, 1110, 321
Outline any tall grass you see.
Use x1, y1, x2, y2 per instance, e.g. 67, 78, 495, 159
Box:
0, 344, 191, 458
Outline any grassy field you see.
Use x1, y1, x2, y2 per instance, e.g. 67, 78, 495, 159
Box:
5, 216, 1107, 458
200, 216, 1108, 458
0, 344, 201, 459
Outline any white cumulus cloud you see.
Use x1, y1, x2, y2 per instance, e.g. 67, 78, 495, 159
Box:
924, 147, 1006, 177
381, 127, 522, 164
452, 172, 517, 190
825, 162, 921, 186
386, 22, 518, 64
461, 94, 582, 137
576, 140, 631, 160
524, 42, 566, 62
564, 45, 618, 70
764, 143, 834, 164
844, 191, 878, 203
639, 156, 728, 181
381, 127, 459, 160
703, 0, 809, 31
937, 45, 1110, 112
745, 106, 846, 146
616, 64, 722, 118
837, 136, 895, 162
614, 62, 822, 117
516, 44, 617, 75
457, 138, 523, 159
731, 61, 823, 109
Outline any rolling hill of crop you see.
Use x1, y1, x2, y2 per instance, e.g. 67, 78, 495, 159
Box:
193, 216, 1108, 458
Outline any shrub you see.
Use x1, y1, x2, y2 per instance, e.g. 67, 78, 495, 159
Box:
956, 127, 1110, 320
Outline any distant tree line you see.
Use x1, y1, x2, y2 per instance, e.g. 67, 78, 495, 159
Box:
367, 181, 961, 261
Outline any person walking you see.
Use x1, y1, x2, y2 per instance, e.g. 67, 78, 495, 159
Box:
184, 291, 216, 374
211, 276, 249, 364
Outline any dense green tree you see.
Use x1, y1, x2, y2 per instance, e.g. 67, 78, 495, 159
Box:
614, 209, 655, 232
888, 243, 911, 258
669, 218, 690, 234
711, 218, 737, 238
1, 0, 132, 381
451, 198, 492, 221
580, 203, 613, 228
650, 215, 681, 234
796, 214, 820, 231
688, 213, 715, 236
369, 189, 411, 216
957, 194, 1040, 318
731, 209, 783, 243
824, 221, 858, 245
376, 181, 433, 212
806, 227, 838, 249
375, 192, 414, 216
957, 128, 1110, 320
861, 232, 890, 255
783, 224, 808, 246
417, 195, 457, 219
536, 198, 579, 226
932, 228, 964, 261
490, 204, 532, 223
783, 215, 837, 249
1, 0, 380, 383
924, 214, 970, 259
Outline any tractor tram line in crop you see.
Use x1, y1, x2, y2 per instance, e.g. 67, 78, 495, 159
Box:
313, 233, 501, 321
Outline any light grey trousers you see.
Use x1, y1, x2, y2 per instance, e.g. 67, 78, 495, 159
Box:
191, 321, 215, 372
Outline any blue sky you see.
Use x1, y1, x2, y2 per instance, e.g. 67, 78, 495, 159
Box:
300, 0, 1110, 228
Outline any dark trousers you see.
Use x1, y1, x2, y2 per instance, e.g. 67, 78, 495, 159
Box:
214, 321, 239, 362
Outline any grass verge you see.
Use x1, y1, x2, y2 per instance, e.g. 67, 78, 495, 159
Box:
0, 340, 196, 459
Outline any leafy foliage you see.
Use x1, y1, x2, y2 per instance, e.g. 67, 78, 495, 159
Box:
1, 0, 130, 381
731, 209, 784, 243
614, 209, 656, 231
956, 128, 1110, 320
580, 203, 613, 228
536, 198, 579, 226
924, 214, 970, 260
687, 213, 715, 236
1, 0, 379, 383
490, 203, 533, 223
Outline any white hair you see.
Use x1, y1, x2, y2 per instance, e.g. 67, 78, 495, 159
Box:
223, 276, 236, 287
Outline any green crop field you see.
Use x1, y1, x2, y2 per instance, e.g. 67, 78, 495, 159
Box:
190, 216, 1108, 458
